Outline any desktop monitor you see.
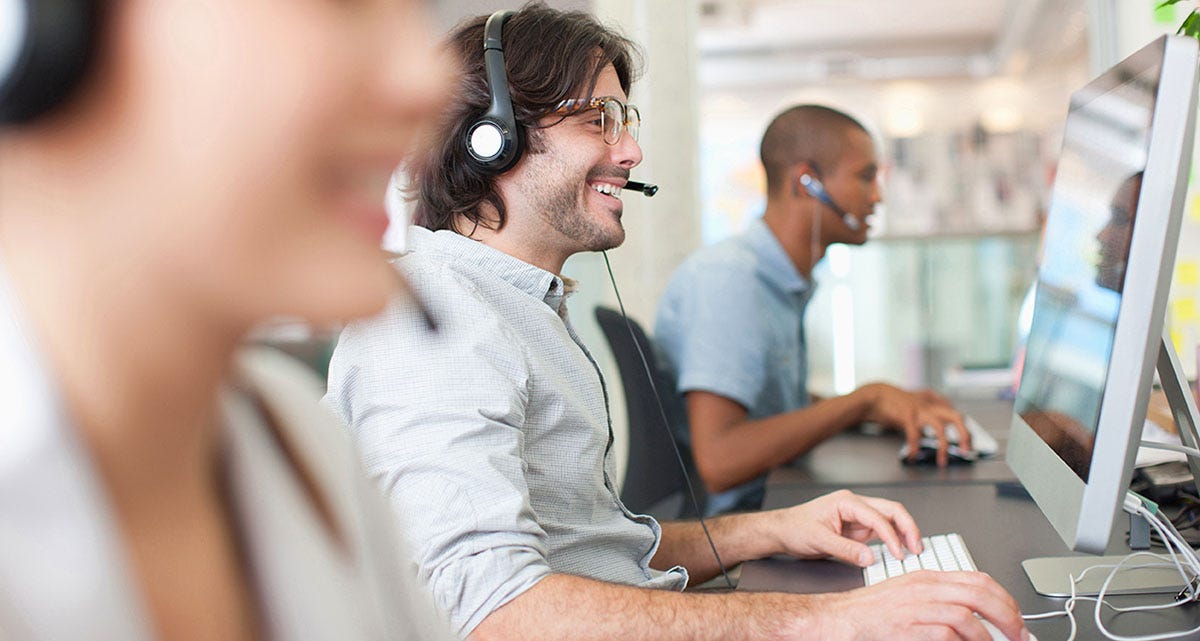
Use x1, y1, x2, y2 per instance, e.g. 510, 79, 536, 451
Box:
1007, 34, 1198, 565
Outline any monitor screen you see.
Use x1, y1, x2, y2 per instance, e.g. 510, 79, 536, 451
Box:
1013, 63, 1160, 483
1006, 34, 1197, 555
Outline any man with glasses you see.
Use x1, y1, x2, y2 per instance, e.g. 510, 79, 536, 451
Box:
325, 5, 1026, 641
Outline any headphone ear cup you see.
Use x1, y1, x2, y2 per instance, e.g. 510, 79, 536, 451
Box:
0, 0, 100, 125
465, 114, 522, 174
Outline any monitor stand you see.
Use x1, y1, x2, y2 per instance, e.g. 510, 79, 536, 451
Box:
1022, 332, 1200, 597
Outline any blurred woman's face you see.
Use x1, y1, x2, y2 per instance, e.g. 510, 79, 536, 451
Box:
117, 0, 448, 327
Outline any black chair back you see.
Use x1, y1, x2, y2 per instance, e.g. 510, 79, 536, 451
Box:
594, 306, 706, 519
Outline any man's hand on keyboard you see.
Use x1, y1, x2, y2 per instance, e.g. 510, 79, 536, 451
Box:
855, 383, 969, 467
756, 489, 922, 567
808, 571, 1030, 641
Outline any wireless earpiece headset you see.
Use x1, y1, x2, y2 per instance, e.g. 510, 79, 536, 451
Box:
798, 172, 861, 231
465, 10, 522, 174
0, 0, 99, 124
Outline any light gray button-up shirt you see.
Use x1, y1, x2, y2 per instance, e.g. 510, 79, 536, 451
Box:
325, 226, 688, 637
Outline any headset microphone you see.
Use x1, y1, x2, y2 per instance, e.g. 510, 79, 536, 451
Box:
798, 173, 860, 231
623, 180, 657, 197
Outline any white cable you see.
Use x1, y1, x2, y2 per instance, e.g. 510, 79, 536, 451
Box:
810, 194, 821, 276
1139, 441, 1200, 459
1091, 506, 1200, 640
1019, 501, 1200, 641
1150, 505, 1200, 579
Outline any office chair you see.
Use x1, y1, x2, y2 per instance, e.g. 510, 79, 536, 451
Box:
594, 306, 707, 519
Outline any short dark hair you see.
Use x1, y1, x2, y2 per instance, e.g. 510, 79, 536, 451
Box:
759, 104, 869, 197
410, 2, 641, 234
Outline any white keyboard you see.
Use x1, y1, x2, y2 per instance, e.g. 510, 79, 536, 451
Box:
863, 533, 978, 585
863, 534, 1031, 641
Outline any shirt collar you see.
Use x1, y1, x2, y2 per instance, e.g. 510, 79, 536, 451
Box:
744, 218, 812, 295
405, 226, 572, 311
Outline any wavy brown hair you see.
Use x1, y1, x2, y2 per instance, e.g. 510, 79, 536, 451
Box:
409, 2, 641, 233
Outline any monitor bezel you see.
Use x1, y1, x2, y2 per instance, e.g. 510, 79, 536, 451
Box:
1007, 34, 1199, 554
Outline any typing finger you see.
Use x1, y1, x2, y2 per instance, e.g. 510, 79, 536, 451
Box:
861, 496, 923, 553
843, 497, 907, 561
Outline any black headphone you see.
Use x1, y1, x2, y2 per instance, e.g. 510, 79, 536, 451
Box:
0, 0, 99, 124
464, 10, 523, 174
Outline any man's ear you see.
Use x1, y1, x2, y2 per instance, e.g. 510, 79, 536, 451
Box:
791, 161, 818, 198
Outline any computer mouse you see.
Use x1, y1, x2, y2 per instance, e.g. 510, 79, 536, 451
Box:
980, 618, 1036, 641
899, 438, 978, 466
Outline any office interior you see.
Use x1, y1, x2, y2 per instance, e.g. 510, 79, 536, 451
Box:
370, 0, 1193, 485
262, 0, 1200, 487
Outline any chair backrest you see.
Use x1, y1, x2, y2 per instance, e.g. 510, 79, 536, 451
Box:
593, 306, 705, 519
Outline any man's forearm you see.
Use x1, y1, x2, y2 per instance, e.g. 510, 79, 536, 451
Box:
690, 392, 870, 492
653, 512, 780, 582
471, 573, 821, 641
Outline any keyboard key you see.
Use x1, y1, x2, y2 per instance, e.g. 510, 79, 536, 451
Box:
863, 533, 978, 585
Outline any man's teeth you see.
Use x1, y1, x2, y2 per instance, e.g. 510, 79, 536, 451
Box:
590, 183, 621, 197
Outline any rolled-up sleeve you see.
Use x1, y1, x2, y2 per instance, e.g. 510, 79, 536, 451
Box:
659, 257, 769, 411
325, 265, 551, 637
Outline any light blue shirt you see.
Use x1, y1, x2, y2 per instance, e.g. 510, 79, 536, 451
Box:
325, 227, 687, 638
656, 218, 814, 514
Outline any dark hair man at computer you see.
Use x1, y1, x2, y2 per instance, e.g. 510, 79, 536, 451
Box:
655, 105, 971, 514
324, 5, 1026, 640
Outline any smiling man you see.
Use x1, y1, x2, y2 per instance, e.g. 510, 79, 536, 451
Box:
324, 5, 1026, 641
656, 105, 973, 514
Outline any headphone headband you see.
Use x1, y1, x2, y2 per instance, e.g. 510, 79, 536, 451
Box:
483, 10, 509, 52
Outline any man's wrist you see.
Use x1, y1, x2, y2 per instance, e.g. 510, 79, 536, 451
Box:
748, 591, 836, 641
731, 509, 788, 559
847, 384, 878, 422
789, 592, 843, 640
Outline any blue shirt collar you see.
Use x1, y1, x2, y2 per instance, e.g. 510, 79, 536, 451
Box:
744, 218, 811, 295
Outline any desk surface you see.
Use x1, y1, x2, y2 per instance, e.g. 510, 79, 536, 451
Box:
740, 482, 1200, 640
770, 398, 1019, 488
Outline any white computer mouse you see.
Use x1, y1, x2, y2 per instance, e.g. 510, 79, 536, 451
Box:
981, 618, 1038, 641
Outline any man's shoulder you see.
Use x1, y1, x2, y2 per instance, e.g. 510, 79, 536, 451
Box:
665, 234, 763, 300
679, 232, 762, 275
331, 252, 496, 363
393, 249, 491, 306
340, 245, 537, 358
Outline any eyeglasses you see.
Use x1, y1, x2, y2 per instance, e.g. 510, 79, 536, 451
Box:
553, 96, 640, 145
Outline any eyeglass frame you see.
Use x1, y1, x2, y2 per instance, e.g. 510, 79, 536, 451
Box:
551, 95, 641, 145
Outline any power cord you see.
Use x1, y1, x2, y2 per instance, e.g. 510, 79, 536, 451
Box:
601, 250, 734, 589
1020, 493, 1200, 641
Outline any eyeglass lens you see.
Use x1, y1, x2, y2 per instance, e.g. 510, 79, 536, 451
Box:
600, 99, 640, 145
